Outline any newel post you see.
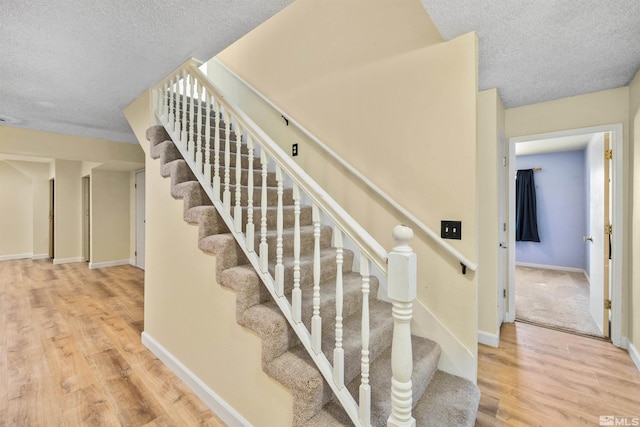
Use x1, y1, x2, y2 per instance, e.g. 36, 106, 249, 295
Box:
387, 225, 416, 427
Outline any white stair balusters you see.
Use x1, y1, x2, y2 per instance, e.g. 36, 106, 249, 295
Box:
275, 165, 284, 297
246, 135, 255, 252
234, 123, 243, 233
212, 99, 221, 201
360, 254, 371, 426
259, 151, 269, 273
311, 204, 322, 354
333, 228, 345, 389
387, 225, 417, 427
195, 82, 204, 173
180, 70, 188, 147
223, 111, 231, 216
292, 184, 301, 323
204, 91, 212, 185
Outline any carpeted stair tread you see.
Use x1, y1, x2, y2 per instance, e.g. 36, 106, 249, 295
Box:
267, 248, 355, 293
265, 299, 393, 426
240, 204, 313, 230
184, 205, 229, 238
257, 224, 333, 261
413, 370, 480, 427
197, 233, 248, 273
220, 248, 354, 314
307, 335, 442, 426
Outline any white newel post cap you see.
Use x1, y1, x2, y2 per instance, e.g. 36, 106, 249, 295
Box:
388, 225, 417, 302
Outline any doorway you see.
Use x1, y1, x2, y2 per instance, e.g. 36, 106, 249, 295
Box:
506, 124, 623, 346
49, 179, 55, 259
135, 170, 145, 269
82, 176, 91, 262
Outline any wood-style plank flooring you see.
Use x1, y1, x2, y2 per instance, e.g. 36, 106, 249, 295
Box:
476, 322, 640, 426
3, 259, 639, 426
0, 259, 225, 427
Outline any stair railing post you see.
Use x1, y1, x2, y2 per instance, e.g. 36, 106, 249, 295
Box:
387, 225, 416, 427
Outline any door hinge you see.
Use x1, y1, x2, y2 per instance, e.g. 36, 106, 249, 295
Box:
502, 157, 507, 167
503, 289, 507, 298
135, 251, 137, 256
604, 299, 612, 310
605, 149, 612, 160
605, 224, 612, 234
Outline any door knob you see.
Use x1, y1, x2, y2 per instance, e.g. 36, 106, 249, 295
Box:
583, 236, 593, 242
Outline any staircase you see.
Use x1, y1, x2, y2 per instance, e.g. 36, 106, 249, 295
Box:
145, 60, 479, 426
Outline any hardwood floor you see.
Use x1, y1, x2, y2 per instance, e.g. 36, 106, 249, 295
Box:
0, 259, 225, 427
3, 259, 639, 426
476, 322, 640, 426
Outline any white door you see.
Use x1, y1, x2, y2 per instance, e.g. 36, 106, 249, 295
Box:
587, 132, 609, 337
497, 131, 507, 325
136, 170, 145, 269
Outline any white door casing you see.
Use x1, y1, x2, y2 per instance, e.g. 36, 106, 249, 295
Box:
136, 170, 146, 269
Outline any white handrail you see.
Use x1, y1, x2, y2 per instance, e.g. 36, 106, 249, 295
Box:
211, 58, 477, 273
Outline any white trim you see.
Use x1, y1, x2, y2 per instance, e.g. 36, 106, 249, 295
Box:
129, 258, 137, 266
53, 257, 84, 265
32, 253, 50, 260
478, 330, 500, 348
89, 259, 131, 269
515, 261, 586, 275
628, 341, 640, 373
0, 253, 33, 261
141, 332, 252, 427
507, 124, 624, 349
411, 299, 477, 383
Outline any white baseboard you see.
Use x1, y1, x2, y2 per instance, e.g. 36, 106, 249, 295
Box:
89, 259, 131, 269
53, 257, 84, 265
411, 299, 477, 383
129, 258, 136, 266
141, 332, 251, 427
629, 341, 640, 374
478, 330, 500, 348
32, 253, 50, 260
516, 261, 586, 275
0, 253, 33, 261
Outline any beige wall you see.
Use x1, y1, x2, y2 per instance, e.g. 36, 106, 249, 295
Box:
90, 169, 131, 264
629, 69, 640, 353
505, 87, 631, 339
3, 160, 50, 257
214, 0, 479, 376
53, 159, 83, 262
143, 148, 292, 426
0, 162, 33, 257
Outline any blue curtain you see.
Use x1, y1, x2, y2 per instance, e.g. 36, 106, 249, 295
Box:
516, 169, 540, 242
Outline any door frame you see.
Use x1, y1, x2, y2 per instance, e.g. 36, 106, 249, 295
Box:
505, 123, 623, 347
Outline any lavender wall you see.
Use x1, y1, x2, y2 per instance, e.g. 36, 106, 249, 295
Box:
516, 150, 587, 269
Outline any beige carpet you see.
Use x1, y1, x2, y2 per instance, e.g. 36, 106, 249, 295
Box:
515, 266, 603, 337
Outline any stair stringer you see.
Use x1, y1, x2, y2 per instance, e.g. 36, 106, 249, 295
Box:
142, 137, 295, 426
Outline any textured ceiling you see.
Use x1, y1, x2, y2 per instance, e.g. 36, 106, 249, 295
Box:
1, 1, 639, 144
420, 0, 640, 108
0, 0, 292, 143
